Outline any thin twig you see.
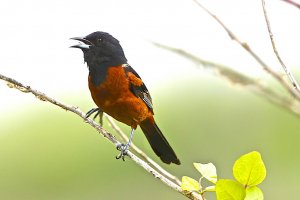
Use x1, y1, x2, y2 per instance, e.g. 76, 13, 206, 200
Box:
0, 73, 202, 200
281, 0, 300, 9
262, 0, 300, 92
192, 0, 300, 100
153, 42, 300, 118
105, 115, 182, 185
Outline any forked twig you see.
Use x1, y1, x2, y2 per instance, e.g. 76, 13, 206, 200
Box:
192, 0, 300, 100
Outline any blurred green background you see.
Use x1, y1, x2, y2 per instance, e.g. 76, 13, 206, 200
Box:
1, 72, 300, 200
1, 0, 300, 199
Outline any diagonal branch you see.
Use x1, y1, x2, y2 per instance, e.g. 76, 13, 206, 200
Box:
261, 0, 300, 93
0, 73, 202, 200
281, 0, 300, 9
192, 0, 300, 101
152, 42, 300, 118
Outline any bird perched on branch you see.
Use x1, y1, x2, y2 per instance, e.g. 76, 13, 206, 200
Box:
71, 31, 180, 165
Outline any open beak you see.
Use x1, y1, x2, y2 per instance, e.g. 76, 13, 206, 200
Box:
70, 37, 92, 49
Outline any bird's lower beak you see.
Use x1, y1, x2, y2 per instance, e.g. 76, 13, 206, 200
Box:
70, 43, 90, 49
70, 37, 92, 49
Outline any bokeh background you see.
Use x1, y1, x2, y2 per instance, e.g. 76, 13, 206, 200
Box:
1, 0, 300, 199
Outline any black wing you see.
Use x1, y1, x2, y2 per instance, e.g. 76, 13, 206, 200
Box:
123, 64, 154, 114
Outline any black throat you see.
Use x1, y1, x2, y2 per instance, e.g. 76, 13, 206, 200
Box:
87, 54, 127, 86
83, 40, 128, 86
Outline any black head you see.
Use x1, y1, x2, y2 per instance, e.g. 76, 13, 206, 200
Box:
71, 31, 127, 69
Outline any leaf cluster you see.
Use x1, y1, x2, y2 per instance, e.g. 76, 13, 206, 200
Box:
181, 151, 266, 200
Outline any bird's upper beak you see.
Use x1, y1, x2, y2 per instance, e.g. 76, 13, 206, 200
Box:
70, 37, 92, 49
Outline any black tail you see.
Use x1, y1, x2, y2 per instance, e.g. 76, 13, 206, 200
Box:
140, 118, 180, 165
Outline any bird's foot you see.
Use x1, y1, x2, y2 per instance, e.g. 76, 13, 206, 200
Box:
85, 108, 99, 118
116, 143, 130, 161
85, 108, 104, 126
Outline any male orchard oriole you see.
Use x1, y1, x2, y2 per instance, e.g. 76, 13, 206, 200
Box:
71, 31, 180, 165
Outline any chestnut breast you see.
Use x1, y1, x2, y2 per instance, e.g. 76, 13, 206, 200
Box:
88, 65, 152, 127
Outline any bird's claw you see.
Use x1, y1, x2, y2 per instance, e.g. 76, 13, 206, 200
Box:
85, 108, 99, 118
116, 143, 129, 161
85, 108, 103, 126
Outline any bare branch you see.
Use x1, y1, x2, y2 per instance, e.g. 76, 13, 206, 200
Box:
153, 42, 300, 118
0, 73, 202, 200
281, 0, 300, 9
192, 0, 300, 100
262, 0, 300, 92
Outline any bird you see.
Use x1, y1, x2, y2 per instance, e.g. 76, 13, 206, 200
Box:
70, 31, 180, 165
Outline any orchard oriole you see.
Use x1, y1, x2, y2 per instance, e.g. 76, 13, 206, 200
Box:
71, 31, 180, 165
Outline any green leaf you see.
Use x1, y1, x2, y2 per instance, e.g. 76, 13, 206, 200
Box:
194, 162, 218, 183
181, 176, 200, 192
245, 186, 264, 200
216, 179, 246, 200
233, 151, 266, 187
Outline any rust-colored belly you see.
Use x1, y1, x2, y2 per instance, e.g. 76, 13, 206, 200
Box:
88, 66, 152, 128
